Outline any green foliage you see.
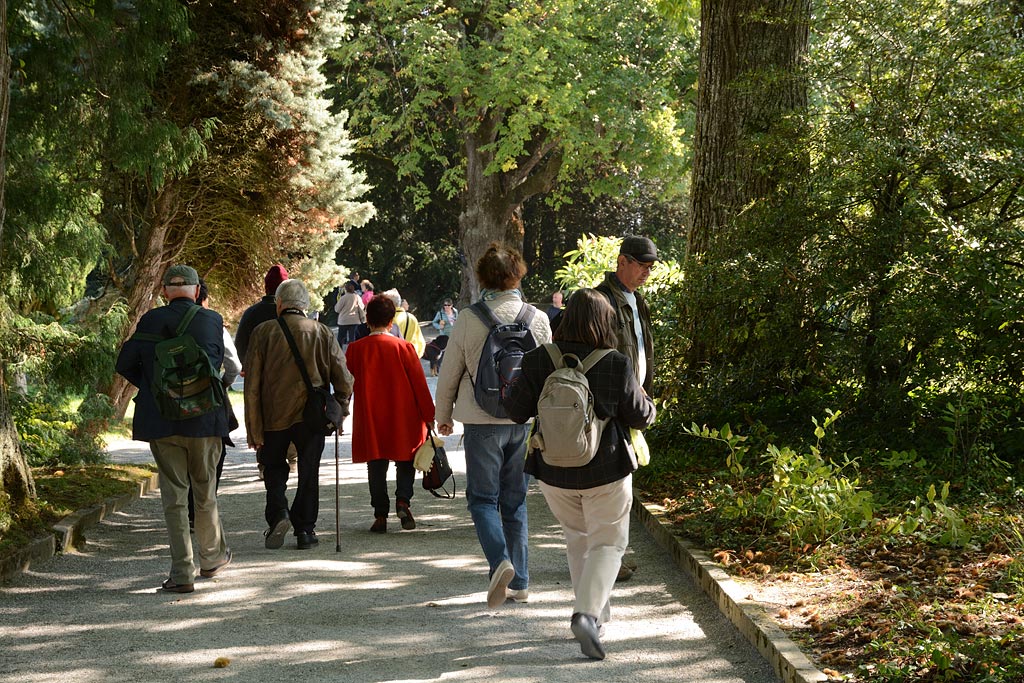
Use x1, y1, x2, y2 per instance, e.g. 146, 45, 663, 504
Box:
885, 481, 969, 548
2, 302, 127, 467
334, 0, 691, 210
685, 412, 875, 545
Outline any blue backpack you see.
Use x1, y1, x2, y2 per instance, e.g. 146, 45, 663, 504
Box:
468, 302, 538, 419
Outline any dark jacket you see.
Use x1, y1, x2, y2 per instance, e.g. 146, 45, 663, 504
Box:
115, 297, 231, 442
595, 272, 654, 395
503, 340, 655, 490
234, 295, 277, 367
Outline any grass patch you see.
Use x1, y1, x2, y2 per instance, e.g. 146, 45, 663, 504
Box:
0, 464, 157, 560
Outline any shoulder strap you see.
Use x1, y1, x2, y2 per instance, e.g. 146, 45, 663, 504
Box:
175, 304, 201, 336
277, 317, 315, 393
469, 301, 501, 328
513, 303, 535, 327
130, 304, 200, 343
403, 314, 411, 337
579, 348, 614, 374
543, 343, 566, 370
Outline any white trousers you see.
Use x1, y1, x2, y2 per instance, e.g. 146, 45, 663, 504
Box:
539, 475, 632, 623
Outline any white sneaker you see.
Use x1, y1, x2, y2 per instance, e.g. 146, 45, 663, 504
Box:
486, 560, 515, 608
507, 588, 529, 603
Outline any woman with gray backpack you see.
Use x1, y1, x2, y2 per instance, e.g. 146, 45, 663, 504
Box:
503, 288, 656, 661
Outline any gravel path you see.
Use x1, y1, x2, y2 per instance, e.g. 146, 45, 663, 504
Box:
0, 367, 781, 683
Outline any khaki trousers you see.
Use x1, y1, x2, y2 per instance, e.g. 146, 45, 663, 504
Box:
151, 435, 229, 584
539, 475, 632, 623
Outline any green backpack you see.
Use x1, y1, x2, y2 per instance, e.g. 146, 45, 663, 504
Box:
132, 305, 225, 421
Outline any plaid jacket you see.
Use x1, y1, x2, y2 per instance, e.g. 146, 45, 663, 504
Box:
503, 340, 656, 490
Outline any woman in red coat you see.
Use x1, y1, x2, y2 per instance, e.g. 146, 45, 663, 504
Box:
346, 295, 436, 533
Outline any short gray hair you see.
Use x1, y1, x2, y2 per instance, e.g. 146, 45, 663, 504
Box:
382, 288, 401, 307
275, 279, 311, 311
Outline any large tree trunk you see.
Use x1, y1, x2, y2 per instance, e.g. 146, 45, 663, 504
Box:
0, 0, 34, 525
106, 186, 179, 418
455, 121, 562, 306
686, 0, 810, 365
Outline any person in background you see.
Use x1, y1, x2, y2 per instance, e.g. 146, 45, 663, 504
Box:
345, 295, 435, 533
360, 279, 375, 305
334, 280, 366, 349
234, 264, 297, 478
400, 298, 410, 312
546, 290, 564, 322
114, 265, 232, 593
504, 288, 656, 660
235, 264, 288, 367
596, 235, 659, 583
434, 244, 551, 608
427, 298, 458, 376
186, 279, 240, 530
244, 279, 353, 551
384, 288, 426, 358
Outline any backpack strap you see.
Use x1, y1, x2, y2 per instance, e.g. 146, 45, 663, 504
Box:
468, 301, 501, 328
175, 304, 201, 336
578, 348, 613, 374
277, 317, 316, 394
543, 343, 570, 370
130, 304, 201, 343
543, 344, 611, 373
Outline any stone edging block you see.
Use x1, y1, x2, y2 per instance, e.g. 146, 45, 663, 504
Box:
1, 472, 160, 584
634, 495, 828, 683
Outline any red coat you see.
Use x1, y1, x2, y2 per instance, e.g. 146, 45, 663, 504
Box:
346, 333, 435, 463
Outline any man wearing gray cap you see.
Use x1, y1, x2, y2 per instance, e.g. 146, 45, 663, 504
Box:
596, 235, 658, 581
115, 264, 233, 594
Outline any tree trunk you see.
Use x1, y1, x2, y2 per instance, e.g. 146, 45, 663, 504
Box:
106, 186, 178, 418
686, 0, 810, 365
0, 0, 34, 525
456, 131, 526, 306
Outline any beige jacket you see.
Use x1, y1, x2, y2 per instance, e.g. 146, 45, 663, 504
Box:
244, 311, 353, 444
434, 290, 552, 426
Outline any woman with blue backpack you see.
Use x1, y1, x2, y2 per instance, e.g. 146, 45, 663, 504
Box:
434, 243, 552, 610
503, 288, 656, 661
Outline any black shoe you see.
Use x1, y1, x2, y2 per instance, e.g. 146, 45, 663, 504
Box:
571, 613, 606, 660
296, 531, 319, 550
264, 516, 291, 549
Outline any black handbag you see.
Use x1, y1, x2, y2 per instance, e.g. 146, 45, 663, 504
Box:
278, 317, 344, 436
421, 424, 455, 499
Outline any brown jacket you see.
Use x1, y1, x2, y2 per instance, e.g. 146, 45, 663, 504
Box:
244, 310, 353, 444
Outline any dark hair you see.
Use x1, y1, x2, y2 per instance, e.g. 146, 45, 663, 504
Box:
196, 279, 209, 306
366, 294, 396, 328
475, 242, 527, 290
552, 289, 618, 349
344, 281, 357, 293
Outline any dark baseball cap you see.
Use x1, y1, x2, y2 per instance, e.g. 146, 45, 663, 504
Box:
620, 236, 659, 263
162, 265, 200, 286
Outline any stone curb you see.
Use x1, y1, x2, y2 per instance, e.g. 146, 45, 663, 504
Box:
634, 495, 828, 683
0, 472, 160, 584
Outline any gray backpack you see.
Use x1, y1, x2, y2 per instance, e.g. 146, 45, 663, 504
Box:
530, 344, 613, 467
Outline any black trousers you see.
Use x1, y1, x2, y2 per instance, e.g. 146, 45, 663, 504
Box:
260, 424, 325, 534
367, 459, 415, 517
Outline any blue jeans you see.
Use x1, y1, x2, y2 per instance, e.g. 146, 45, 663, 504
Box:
463, 423, 530, 590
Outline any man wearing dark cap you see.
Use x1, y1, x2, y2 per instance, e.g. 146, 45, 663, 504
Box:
235, 264, 289, 367
234, 264, 298, 477
596, 235, 658, 581
115, 265, 232, 593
